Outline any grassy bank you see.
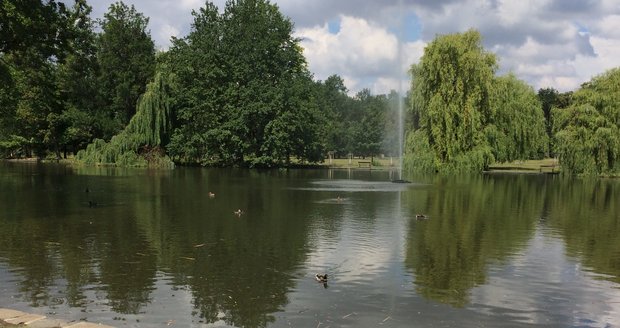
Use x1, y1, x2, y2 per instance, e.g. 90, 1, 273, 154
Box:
487, 158, 560, 173
322, 157, 399, 168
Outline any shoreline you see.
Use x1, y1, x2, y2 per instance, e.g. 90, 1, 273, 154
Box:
0, 309, 114, 328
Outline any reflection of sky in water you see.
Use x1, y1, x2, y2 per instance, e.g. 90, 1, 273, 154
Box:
470, 225, 619, 327
278, 183, 620, 327
293, 179, 418, 192
2, 166, 620, 327
305, 192, 406, 284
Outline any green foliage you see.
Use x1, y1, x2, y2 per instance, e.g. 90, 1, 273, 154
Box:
0, 135, 30, 158
352, 89, 384, 159
97, 1, 156, 126
403, 129, 437, 173
6, 48, 62, 157
405, 30, 497, 172
0, 0, 112, 159
56, 0, 116, 149
0, 0, 70, 57
76, 72, 174, 168
406, 30, 553, 173
0, 0, 69, 158
316, 75, 353, 157
316, 76, 394, 160
166, 0, 325, 167
553, 68, 620, 175
538, 87, 574, 155
488, 74, 548, 162
553, 105, 620, 175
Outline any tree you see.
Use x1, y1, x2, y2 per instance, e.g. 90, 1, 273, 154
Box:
405, 30, 497, 172
553, 68, 620, 175
538, 87, 573, 156
76, 71, 174, 167
353, 89, 384, 160
0, 0, 73, 158
0, 0, 69, 57
487, 74, 547, 162
167, 0, 324, 167
1, 0, 125, 159
538, 87, 558, 144
164, 2, 223, 164
97, 1, 155, 127
56, 0, 108, 156
316, 75, 353, 158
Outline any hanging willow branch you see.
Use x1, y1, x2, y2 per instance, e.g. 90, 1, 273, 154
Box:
76, 72, 174, 168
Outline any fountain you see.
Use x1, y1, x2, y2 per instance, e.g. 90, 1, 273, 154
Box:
392, 9, 410, 184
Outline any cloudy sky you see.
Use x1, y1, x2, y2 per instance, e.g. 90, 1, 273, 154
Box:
87, 0, 620, 95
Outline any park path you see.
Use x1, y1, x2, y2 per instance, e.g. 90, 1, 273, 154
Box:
0, 309, 114, 328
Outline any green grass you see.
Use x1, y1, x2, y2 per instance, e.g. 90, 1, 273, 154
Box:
488, 158, 560, 173
322, 157, 399, 169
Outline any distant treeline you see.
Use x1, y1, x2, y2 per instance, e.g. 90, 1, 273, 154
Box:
405, 29, 620, 175
1, 1, 618, 174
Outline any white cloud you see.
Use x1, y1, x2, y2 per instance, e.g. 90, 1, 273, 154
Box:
594, 15, 620, 38
179, 0, 203, 10
297, 16, 424, 95
157, 24, 180, 50
85, 0, 620, 94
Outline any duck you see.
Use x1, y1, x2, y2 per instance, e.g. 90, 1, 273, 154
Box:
234, 209, 244, 216
315, 273, 328, 283
416, 214, 427, 220
208, 192, 216, 198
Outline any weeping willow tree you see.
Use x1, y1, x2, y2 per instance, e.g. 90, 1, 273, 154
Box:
553, 67, 620, 175
405, 30, 497, 173
75, 71, 174, 167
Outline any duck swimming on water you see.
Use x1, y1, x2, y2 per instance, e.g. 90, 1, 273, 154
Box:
208, 192, 215, 198
234, 209, 244, 216
416, 214, 427, 220
315, 274, 328, 283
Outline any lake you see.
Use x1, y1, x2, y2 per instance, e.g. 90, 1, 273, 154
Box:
1, 162, 619, 327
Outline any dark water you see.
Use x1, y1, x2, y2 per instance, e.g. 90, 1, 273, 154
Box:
1, 162, 619, 327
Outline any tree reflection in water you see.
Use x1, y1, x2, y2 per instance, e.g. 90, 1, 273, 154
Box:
1, 163, 619, 326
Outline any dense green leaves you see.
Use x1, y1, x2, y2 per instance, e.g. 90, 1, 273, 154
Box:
487, 74, 547, 162
406, 30, 550, 173
166, 0, 324, 167
76, 71, 174, 167
0, 0, 69, 57
3, 1, 620, 174
0, 0, 155, 159
552, 68, 620, 175
406, 30, 497, 172
97, 1, 156, 126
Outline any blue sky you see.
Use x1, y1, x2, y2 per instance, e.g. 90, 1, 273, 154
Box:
86, 0, 620, 95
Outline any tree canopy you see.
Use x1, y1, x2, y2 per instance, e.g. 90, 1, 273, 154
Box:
487, 73, 548, 163
552, 68, 620, 175
97, 1, 156, 126
165, 0, 324, 167
75, 71, 174, 167
3, 1, 620, 175
406, 30, 497, 172
405, 30, 549, 173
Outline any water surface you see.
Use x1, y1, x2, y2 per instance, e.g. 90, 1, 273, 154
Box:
0, 162, 619, 327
